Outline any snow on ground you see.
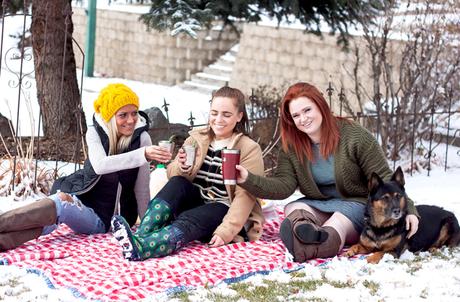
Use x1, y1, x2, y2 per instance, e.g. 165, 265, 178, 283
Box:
1, 163, 459, 301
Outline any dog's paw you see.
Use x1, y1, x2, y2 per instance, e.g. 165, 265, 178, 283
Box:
366, 252, 384, 264
344, 244, 363, 257
344, 250, 356, 257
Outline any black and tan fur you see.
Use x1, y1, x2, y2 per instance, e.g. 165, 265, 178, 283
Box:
346, 167, 460, 263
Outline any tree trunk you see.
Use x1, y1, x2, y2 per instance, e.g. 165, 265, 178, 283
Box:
31, 0, 86, 140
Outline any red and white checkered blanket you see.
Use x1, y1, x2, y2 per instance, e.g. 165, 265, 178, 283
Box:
0, 209, 334, 301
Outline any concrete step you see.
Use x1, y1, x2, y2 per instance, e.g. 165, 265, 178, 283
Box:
203, 66, 232, 79
180, 80, 220, 95
202, 64, 233, 77
227, 49, 238, 58
213, 58, 234, 68
220, 52, 236, 63
190, 73, 229, 87
178, 43, 239, 95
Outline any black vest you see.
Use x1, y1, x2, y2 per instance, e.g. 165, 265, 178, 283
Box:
51, 112, 150, 231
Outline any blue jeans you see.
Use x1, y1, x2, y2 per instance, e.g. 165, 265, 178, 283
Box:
42, 193, 106, 235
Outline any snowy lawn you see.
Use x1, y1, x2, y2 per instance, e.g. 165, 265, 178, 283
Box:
1, 164, 460, 301
167, 166, 460, 302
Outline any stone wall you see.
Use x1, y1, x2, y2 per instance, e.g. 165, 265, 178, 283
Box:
71, 7, 238, 85
230, 23, 403, 112
70, 8, 403, 111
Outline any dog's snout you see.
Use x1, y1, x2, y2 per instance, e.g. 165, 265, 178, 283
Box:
392, 208, 401, 217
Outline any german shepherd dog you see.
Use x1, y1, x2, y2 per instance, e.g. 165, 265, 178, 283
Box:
346, 167, 460, 263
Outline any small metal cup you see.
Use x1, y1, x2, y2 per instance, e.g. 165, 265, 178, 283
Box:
183, 145, 196, 166
158, 140, 174, 154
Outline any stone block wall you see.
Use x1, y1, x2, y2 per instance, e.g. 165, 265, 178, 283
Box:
71, 7, 238, 85
230, 23, 403, 113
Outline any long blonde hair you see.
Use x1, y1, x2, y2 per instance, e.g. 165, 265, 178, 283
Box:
104, 115, 134, 155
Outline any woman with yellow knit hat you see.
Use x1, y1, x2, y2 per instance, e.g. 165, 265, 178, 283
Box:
0, 83, 171, 251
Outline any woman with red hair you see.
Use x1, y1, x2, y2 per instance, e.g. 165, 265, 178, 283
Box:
237, 82, 419, 262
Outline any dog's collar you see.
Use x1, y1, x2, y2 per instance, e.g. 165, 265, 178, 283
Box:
367, 218, 406, 236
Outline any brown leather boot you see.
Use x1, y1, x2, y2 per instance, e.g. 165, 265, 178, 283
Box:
292, 210, 329, 244
0, 227, 43, 251
279, 209, 328, 257
0, 198, 57, 233
292, 226, 341, 262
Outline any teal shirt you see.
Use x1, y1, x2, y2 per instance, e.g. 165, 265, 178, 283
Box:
311, 144, 340, 198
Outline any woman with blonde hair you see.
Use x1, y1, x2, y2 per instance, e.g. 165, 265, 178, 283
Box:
0, 83, 170, 251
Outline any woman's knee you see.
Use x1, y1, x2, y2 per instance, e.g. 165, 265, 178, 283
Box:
323, 212, 358, 245
284, 202, 313, 216
159, 176, 195, 200
161, 176, 194, 194
156, 176, 197, 212
284, 203, 325, 221
168, 175, 190, 185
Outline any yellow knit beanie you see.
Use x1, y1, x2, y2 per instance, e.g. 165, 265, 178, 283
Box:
93, 83, 139, 122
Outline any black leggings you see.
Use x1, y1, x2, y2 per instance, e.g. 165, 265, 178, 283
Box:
156, 176, 230, 244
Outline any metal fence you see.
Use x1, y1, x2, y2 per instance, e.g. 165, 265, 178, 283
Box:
147, 86, 460, 177
0, 9, 86, 196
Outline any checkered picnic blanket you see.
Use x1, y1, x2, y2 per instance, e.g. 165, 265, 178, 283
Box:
0, 208, 332, 301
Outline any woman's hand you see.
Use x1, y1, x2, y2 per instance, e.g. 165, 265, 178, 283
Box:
177, 148, 187, 166
176, 148, 192, 171
235, 165, 248, 184
406, 214, 419, 238
208, 234, 225, 247
145, 145, 171, 163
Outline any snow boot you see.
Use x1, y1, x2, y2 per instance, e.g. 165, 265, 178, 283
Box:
135, 224, 184, 259
136, 198, 172, 236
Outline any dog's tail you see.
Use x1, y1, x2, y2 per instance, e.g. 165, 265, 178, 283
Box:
446, 214, 460, 247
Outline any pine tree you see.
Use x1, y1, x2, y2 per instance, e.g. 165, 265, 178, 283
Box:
141, 0, 214, 39
141, 0, 385, 45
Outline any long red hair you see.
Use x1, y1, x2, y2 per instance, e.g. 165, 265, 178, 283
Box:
280, 82, 341, 163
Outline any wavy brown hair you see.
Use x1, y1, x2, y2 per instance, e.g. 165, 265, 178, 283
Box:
280, 82, 341, 163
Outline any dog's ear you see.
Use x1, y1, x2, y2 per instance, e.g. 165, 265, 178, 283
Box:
369, 172, 383, 195
391, 166, 405, 187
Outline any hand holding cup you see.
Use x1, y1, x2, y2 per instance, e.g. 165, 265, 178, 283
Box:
235, 165, 248, 184
145, 145, 171, 163
177, 148, 188, 169
183, 145, 196, 167
158, 140, 175, 154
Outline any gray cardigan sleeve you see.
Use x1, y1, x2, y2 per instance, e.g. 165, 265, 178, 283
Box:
134, 132, 152, 218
